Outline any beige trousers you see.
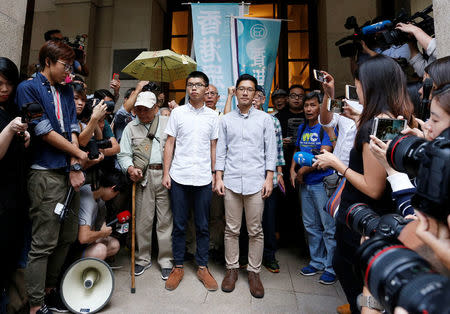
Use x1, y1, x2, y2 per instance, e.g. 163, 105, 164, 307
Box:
135, 169, 173, 268
224, 188, 264, 273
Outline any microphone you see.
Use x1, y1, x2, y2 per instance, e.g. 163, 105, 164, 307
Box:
107, 210, 131, 227
294, 151, 317, 167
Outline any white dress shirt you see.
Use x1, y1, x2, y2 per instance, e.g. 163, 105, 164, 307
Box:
165, 103, 219, 186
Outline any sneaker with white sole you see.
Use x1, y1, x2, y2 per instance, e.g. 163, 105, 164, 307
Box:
318, 271, 337, 285
161, 268, 172, 280
134, 261, 152, 276
299, 265, 319, 276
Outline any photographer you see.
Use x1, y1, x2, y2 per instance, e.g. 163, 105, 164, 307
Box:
395, 22, 436, 77
16, 40, 88, 314
312, 55, 416, 313
75, 170, 125, 261
111, 87, 136, 143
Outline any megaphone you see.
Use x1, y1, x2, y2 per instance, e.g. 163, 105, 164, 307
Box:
293, 151, 317, 167
61, 258, 114, 313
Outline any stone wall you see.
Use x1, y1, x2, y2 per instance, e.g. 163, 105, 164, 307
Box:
0, 0, 27, 67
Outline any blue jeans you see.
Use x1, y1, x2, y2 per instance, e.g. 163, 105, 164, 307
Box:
170, 179, 212, 266
300, 182, 336, 274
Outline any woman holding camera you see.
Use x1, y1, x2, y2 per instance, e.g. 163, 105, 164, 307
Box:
0, 57, 30, 311
313, 55, 416, 313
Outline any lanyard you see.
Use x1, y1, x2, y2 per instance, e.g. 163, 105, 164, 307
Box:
55, 89, 61, 120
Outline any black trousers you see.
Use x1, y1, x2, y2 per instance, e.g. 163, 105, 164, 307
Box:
333, 222, 363, 314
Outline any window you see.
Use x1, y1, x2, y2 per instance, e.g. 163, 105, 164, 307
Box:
167, 1, 315, 107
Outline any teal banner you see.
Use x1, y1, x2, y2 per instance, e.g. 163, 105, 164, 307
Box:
191, 3, 240, 112
231, 17, 282, 112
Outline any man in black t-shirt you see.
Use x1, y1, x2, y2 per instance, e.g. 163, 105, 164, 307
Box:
275, 84, 306, 248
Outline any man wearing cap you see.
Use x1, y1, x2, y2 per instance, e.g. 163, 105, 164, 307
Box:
117, 91, 173, 280
270, 89, 288, 115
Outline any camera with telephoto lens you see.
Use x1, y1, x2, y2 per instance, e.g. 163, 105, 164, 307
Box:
86, 138, 112, 160
355, 236, 450, 314
343, 203, 450, 314
386, 127, 450, 222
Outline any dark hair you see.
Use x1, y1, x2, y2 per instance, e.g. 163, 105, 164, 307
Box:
39, 40, 75, 69
432, 84, 450, 115
186, 71, 209, 87
44, 29, 61, 41
70, 82, 86, 100
94, 89, 114, 101
99, 168, 127, 190
354, 55, 415, 146
73, 75, 85, 83
0, 57, 20, 115
289, 84, 305, 93
424, 56, 450, 90
236, 74, 257, 88
124, 88, 135, 99
305, 91, 322, 104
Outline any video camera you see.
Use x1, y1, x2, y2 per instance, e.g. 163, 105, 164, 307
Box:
78, 98, 114, 122
386, 127, 450, 222
86, 138, 112, 160
335, 5, 434, 58
62, 34, 87, 62
21, 101, 44, 124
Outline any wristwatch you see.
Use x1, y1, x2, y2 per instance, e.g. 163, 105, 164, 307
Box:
70, 163, 83, 172
357, 293, 384, 311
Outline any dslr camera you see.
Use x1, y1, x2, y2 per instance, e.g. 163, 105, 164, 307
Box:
344, 203, 450, 314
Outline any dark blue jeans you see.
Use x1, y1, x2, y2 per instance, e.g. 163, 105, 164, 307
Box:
170, 179, 212, 266
262, 187, 279, 261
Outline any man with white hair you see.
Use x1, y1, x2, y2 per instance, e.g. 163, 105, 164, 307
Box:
118, 91, 173, 280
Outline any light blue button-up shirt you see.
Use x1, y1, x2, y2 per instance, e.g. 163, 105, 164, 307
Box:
215, 106, 277, 195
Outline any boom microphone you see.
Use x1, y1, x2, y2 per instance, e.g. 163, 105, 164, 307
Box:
106, 210, 131, 227
294, 151, 317, 167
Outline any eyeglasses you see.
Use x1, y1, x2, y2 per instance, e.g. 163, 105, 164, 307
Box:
57, 60, 73, 73
236, 86, 255, 93
186, 83, 206, 89
205, 92, 218, 96
289, 93, 305, 100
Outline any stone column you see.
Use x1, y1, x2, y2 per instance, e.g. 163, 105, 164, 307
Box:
0, 0, 28, 67
432, 0, 450, 58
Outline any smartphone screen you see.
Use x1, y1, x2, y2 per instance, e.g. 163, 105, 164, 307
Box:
313, 69, 325, 83
372, 118, 407, 141
346, 85, 358, 101
113, 73, 120, 81
327, 99, 344, 113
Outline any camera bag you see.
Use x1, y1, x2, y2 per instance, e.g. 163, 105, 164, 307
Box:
132, 115, 159, 178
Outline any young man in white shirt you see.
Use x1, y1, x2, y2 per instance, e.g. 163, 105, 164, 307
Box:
163, 71, 219, 292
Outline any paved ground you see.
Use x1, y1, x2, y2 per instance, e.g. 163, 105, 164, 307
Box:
102, 247, 346, 313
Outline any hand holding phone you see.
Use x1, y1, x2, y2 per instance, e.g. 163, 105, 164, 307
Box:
313, 69, 326, 83
372, 118, 407, 142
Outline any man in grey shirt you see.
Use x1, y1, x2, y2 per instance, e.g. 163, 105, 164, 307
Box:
215, 74, 277, 298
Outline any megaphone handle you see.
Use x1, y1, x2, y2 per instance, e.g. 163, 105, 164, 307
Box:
131, 182, 136, 293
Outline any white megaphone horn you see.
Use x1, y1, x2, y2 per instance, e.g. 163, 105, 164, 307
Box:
60, 258, 114, 314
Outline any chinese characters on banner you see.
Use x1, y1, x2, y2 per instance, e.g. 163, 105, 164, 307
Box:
191, 3, 240, 112
231, 17, 281, 112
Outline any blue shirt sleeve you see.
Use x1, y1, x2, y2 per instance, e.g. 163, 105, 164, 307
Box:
15, 81, 54, 136
103, 120, 115, 138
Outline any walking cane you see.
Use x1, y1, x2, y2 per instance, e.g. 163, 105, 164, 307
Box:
131, 182, 136, 293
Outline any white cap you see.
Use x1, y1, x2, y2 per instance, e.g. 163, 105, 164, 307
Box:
134, 91, 157, 109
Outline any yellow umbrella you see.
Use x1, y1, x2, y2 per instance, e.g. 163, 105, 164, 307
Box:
121, 49, 197, 82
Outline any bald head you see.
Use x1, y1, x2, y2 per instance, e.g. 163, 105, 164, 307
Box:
204, 84, 220, 110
